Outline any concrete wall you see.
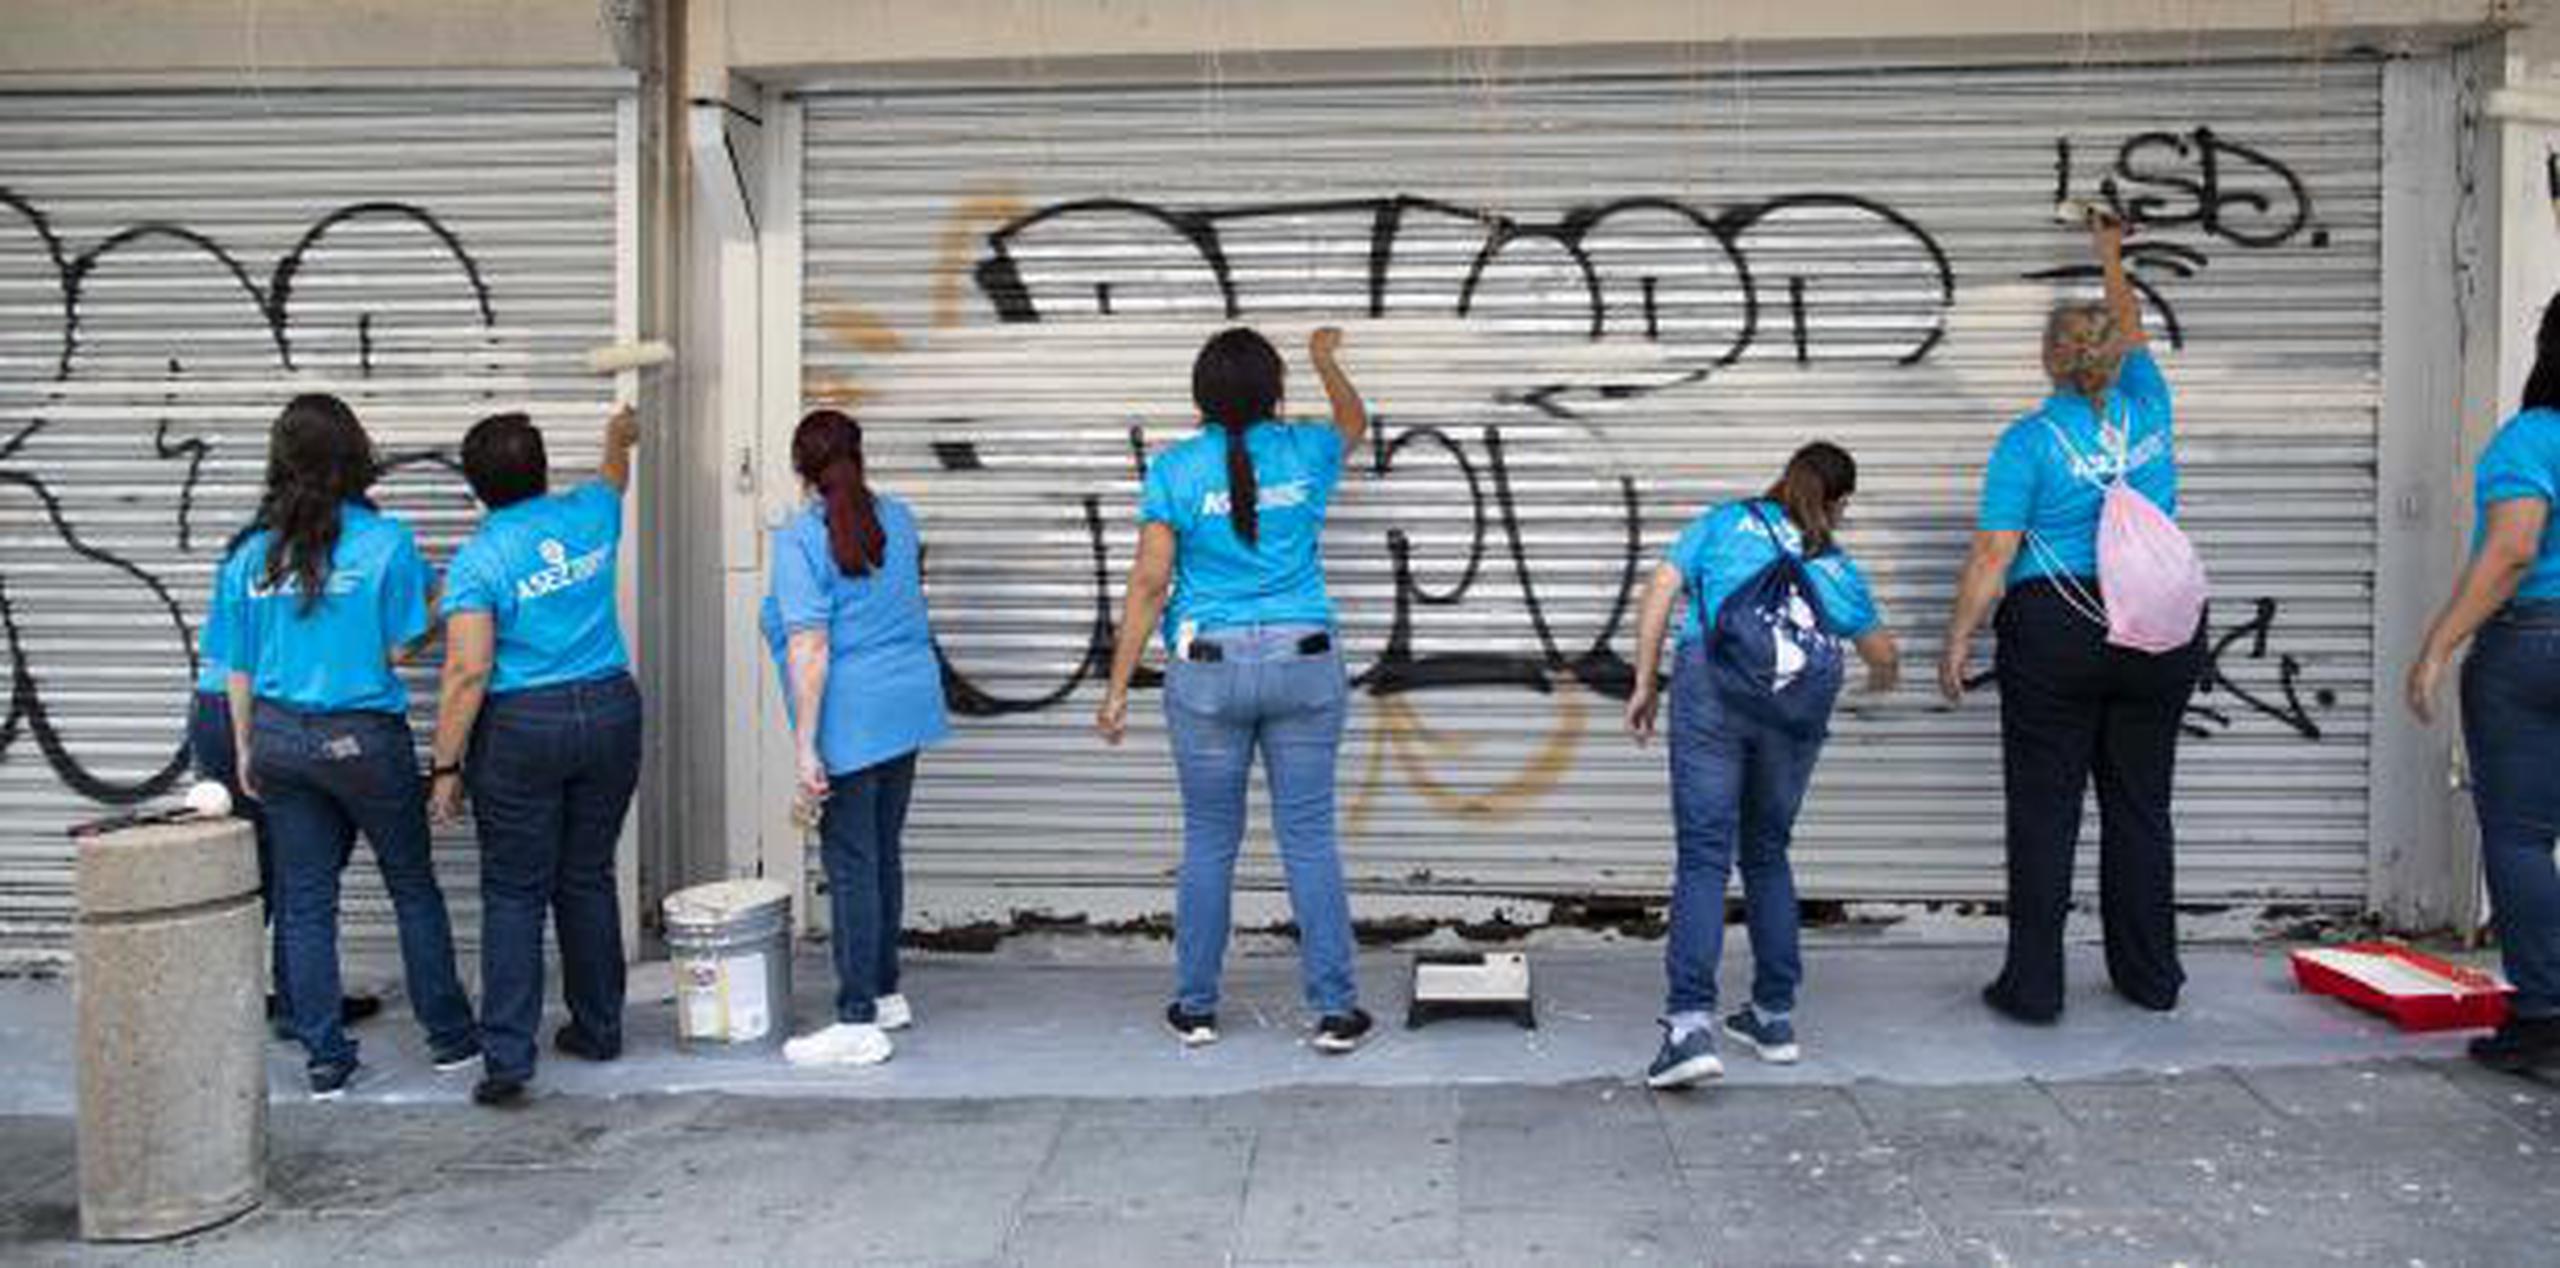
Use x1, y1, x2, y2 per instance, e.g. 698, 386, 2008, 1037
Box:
0, 0, 632, 75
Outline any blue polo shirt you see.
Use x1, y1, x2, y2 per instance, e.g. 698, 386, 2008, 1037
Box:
1979, 346, 2177, 586
2476, 407, 2560, 601
764, 493, 950, 776
1666, 499, 1880, 644
440, 482, 629, 694
1138, 421, 1344, 646
217, 503, 431, 714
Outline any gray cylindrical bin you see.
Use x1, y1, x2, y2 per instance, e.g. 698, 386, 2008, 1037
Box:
74, 816, 265, 1242
663, 879, 794, 1054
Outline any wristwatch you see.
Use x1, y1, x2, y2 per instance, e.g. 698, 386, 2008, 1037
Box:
430, 763, 463, 780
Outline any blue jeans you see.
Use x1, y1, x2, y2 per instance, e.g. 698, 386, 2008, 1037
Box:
1164, 625, 1357, 1016
251, 703, 477, 1070
819, 751, 918, 1025
2462, 600, 2560, 1021
189, 692, 291, 996
466, 673, 642, 1080
1662, 638, 1822, 1021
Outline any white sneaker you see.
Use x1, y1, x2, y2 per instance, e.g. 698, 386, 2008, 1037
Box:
782, 1022, 894, 1067
874, 994, 913, 1032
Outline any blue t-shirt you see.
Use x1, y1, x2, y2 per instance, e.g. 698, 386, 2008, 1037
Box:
217, 503, 431, 714
764, 494, 951, 776
1978, 346, 2177, 586
1138, 421, 1345, 646
440, 482, 629, 695
2476, 407, 2560, 601
1666, 499, 1880, 644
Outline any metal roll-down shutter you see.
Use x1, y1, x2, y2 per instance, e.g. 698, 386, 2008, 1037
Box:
798, 59, 2382, 914
0, 83, 630, 963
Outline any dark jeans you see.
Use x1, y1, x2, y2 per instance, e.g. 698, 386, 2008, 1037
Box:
819, 751, 918, 1026
466, 673, 642, 1081
252, 702, 476, 1070
1990, 580, 2205, 1020
189, 692, 291, 996
2462, 601, 2560, 1021
1662, 638, 1822, 1021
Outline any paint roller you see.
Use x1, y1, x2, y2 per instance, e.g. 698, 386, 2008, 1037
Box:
586, 339, 674, 413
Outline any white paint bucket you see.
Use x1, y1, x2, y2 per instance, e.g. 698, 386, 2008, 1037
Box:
662, 879, 793, 1053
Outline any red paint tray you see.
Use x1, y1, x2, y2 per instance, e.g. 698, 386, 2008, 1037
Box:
2289, 942, 2512, 1032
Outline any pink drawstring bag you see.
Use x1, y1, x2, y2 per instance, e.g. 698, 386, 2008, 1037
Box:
2033, 415, 2209, 654
2094, 479, 2209, 652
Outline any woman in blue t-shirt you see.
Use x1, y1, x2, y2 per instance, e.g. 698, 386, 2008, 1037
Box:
1096, 326, 1373, 1054
220, 394, 477, 1098
1624, 442, 1899, 1088
425, 405, 642, 1107
1937, 212, 2206, 1025
2408, 291, 2560, 1076
764, 409, 950, 1068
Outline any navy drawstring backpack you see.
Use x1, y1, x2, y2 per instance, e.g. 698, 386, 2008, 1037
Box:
1695, 502, 1847, 738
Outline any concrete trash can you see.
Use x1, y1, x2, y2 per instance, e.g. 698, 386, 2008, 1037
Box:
663, 879, 793, 1053
74, 815, 265, 1241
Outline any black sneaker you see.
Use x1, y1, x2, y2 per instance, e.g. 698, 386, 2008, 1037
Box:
308, 1060, 361, 1101
554, 1025, 621, 1062
472, 1075, 530, 1108
1981, 983, 2059, 1025
1165, 1003, 1218, 1047
1645, 1024, 1724, 1090
341, 994, 384, 1025
1311, 1009, 1374, 1055
2470, 1016, 2560, 1074
430, 1039, 484, 1073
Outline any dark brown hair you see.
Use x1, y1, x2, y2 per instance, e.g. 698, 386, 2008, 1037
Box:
792, 409, 886, 577
256, 393, 379, 614
2526, 290, 2560, 412
1764, 441, 1858, 557
1191, 327, 1284, 547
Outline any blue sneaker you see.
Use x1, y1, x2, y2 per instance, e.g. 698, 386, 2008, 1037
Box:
1723, 1007, 1800, 1064
1644, 1024, 1725, 1089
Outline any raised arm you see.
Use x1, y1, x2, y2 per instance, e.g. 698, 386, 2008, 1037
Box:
1097, 523, 1177, 745
1308, 326, 1367, 453
2407, 499, 2550, 723
599, 404, 640, 494
1938, 530, 2022, 703
1623, 561, 1685, 745
2093, 213, 2146, 349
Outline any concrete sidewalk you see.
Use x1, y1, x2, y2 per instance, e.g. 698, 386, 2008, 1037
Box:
0, 942, 2489, 1113
4, 1061, 2558, 1266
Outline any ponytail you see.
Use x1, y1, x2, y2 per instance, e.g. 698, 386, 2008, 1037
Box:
1192, 326, 1285, 549
1765, 440, 1858, 557
791, 409, 886, 577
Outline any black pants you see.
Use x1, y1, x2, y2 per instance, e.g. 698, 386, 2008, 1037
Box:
1989, 580, 2204, 1019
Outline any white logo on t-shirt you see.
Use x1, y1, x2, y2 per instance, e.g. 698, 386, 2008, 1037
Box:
1201, 479, 1311, 518
517, 537, 609, 601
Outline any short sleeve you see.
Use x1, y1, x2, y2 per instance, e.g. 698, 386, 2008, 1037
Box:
1809, 552, 1881, 638
571, 481, 625, 543
2116, 346, 2171, 427
1138, 452, 1182, 528
771, 521, 832, 633
1977, 422, 2042, 532
2479, 421, 2559, 507
381, 531, 431, 646
439, 542, 500, 617
1300, 424, 1347, 494
216, 549, 257, 672
1663, 511, 1715, 582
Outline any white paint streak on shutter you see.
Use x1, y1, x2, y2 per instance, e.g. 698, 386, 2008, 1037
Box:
0, 86, 627, 962
794, 59, 2380, 915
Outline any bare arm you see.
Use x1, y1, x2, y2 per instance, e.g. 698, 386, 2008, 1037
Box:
1623, 562, 1684, 744
1938, 530, 2022, 703
226, 670, 258, 800
1307, 326, 1367, 453
599, 404, 640, 494
788, 629, 831, 799
1854, 629, 1902, 695
426, 612, 494, 823
1097, 523, 1177, 745
2094, 214, 2146, 349
2407, 499, 2550, 723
